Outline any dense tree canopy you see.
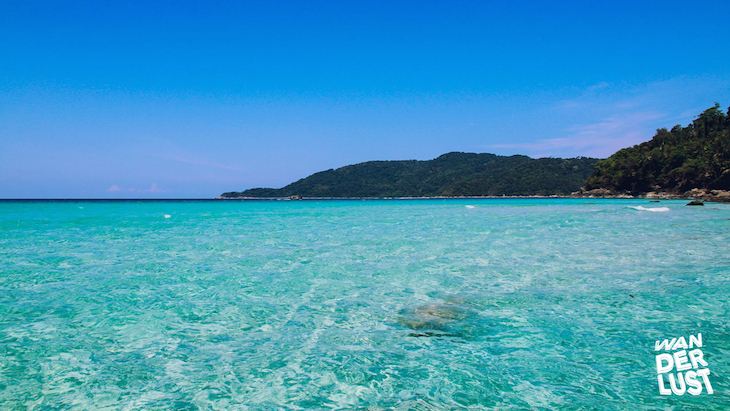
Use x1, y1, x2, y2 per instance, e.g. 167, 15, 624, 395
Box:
585, 104, 730, 194
221, 153, 599, 198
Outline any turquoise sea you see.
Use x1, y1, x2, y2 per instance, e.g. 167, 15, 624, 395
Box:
1, 199, 729, 410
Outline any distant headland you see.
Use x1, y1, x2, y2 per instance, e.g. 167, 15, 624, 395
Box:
220, 153, 599, 199
220, 104, 730, 202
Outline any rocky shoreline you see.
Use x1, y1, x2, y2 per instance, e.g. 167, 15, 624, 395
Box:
570, 188, 730, 203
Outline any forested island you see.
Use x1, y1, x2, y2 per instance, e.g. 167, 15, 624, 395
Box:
579, 103, 730, 200
220, 104, 729, 200
220, 153, 599, 198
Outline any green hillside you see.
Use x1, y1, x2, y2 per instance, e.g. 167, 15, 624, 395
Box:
584, 103, 730, 194
221, 152, 599, 198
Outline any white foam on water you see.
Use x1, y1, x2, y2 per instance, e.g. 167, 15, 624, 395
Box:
164, 214, 171, 219
630, 206, 670, 212
465, 205, 475, 209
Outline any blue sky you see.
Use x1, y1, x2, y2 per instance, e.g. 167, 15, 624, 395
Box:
1, 1, 729, 198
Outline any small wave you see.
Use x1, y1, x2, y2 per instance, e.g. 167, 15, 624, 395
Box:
465, 205, 475, 209
630, 206, 670, 212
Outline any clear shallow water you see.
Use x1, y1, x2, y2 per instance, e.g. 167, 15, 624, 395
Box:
1, 199, 729, 410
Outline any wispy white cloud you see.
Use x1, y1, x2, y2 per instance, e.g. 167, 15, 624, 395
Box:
488, 111, 664, 158
489, 75, 729, 158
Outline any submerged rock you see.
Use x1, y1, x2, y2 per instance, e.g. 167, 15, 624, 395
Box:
686, 200, 705, 206
396, 300, 478, 338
